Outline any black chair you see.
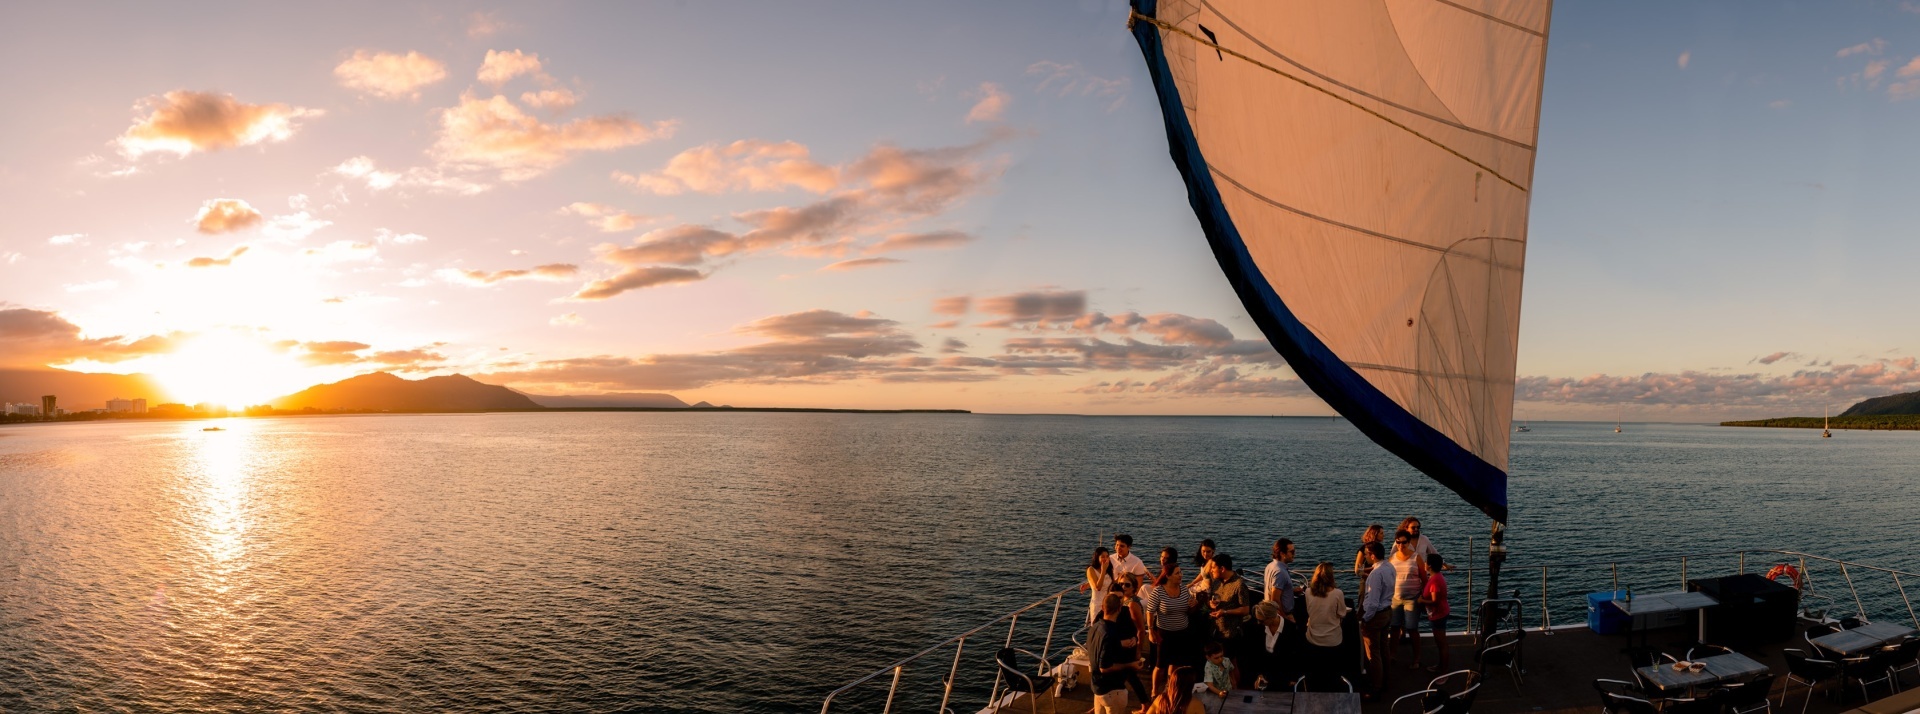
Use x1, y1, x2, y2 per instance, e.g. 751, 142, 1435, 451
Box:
1295, 673, 1353, 693
1781, 648, 1842, 714
1478, 629, 1524, 690
1595, 679, 1659, 714
994, 647, 1057, 714
1841, 648, 1899, 702
1686, 643, 1735, 661
1721, 673, 1777, 714
1889, 636, 1920, 687
1437, 675, 1483, 714
1391, 671, 1480, 714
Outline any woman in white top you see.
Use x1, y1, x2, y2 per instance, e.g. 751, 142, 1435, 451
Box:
1081, 547, 1114, 624
1302, 561, 1351, 679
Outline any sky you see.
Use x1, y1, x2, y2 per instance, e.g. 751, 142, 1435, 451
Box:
3, 1, 1920, 419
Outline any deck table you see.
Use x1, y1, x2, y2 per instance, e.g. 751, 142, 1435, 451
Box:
1809, 622, 1918, 657
1633, 652, 1769, 694
1215, 690, 1362, 714
1611, 591, 1719, 648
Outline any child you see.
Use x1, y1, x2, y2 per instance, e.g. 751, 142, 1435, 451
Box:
1417, 553, 1451, 673
1201, 641, 1235, 702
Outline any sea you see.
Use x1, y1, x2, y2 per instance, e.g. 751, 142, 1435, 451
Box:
2, 413, 1917, 713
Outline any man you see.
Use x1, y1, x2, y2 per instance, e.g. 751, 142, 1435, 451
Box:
1111, 534, 1149, 584
1386, 531, 1427, 670
1089, 593, 1141, 713
1206, 554, 1253, 644
1263, 539, 1297, 619
1360, 542, 1396, 697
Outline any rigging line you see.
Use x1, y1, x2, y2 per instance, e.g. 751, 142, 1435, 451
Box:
1209, 167, 1525, 271
1131, 9, 1529, 193
1429, 0, 1546, 38
1200, 0, 1533, 151
1349, 361, 1508, 384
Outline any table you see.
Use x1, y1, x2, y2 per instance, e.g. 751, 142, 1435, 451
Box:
1633, 652, 1770, 694
1810, 622, 1918, 657
1215, 690, 1362, 714
1612, 591, 1719, 648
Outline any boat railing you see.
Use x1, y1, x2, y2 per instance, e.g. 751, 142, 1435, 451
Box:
820, 547, 1920, 714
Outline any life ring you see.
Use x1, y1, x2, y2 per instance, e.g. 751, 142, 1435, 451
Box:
1767, 564, 1804, 591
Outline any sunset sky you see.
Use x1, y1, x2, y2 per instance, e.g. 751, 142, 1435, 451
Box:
5, 1, 1920, 417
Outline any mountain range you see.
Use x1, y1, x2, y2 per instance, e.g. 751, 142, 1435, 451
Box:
1839, 390, 1920, 417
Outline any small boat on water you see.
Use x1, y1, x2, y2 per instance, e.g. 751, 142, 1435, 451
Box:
202, 427, 224, 432
1824, 407, 1833, 438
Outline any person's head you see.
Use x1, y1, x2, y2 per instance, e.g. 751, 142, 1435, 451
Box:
1211, 553, 1234, 578
1310, 561, 1337, 596
1393, 530, 1415, 557
1203, 641, 1225, 664
1113, 533, 1133, 559
1400, 517, 1423, 538
1103, 593, 1124, 619
1166, 667, 1197, 707
1427, 553, 1443, 571
1273, 538, 1296, 564
1090, 547, 1110, 571
1156, 547, 1182, 586
1363, 524, 1385, 544
1363, 541, 1386, 565
1118, 574, 1140, 598
1194, 539, 1217, 567
1254, 600, 1282, 625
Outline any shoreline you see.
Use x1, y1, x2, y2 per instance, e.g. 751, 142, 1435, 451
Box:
1720, 415, 1920, 431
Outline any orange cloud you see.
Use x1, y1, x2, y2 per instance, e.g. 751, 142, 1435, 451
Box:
865, 230, 973, 254
185, 246, 249, 268
520, 88, 580, 112
966, 82, 1010, 123
561, 202, 650, 232
116, 90, 319, 158
0, 307, 175, 367
478, 49, 545, 85
569, 266, 705, 301
193, 198, 262, 234
820, 257, 902, 271
334, 50, 448, 100
615, 139, 838, 195
433, 94, 675, 181
438, 263, 580, 286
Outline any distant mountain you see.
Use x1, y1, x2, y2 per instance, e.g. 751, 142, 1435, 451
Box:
271, 373, 541, 412
1841, 390, 1920, 417
0, 368, 171, 409
520, 391, 688, 409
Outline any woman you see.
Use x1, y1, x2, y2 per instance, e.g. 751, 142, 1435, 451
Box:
1112, 574, 1154, 705
1081, 547, 1114, 624
1399, 517, 1444, 568
1353, 524, 1384, 600
1143, 665, 1205, 714
1302, 562, 1350, 675
1244, 600, 1290, 690
1188, 539, 1218, 595
1143, 547, 1198, 698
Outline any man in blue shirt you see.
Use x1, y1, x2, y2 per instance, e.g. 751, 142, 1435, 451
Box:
1360, 542, 1396, 697
1263, 539, 1297, 620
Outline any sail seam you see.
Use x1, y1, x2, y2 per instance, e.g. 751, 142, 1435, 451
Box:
1133, 8, 1529, 192
1197, 0, 1532, 152
1428, 0, 1546, 37
1350, 362, 1508, 383
1209, 167, 1525, 270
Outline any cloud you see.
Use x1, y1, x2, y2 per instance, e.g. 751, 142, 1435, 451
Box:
262, 211, 332, 242
193, 198, 263, 234
293, 340, 443, 370
865, 230, 973, 254
520, 88, 580, 112
115, 90, 319, 159
2, 252, 20, 264
1516, 357, 1920, 409
334, 50, 447, 100
976, 290, 1088, 328
940, 337, 968, 353
1768, 99, 1792, 109
186, 245, 249, 268
467, 11, 508, 39
302, 240, 378, 263
820, 257, 902, 271
568, 266, 706, 300
1755, 351, 1797, 365
1889, 58, 1920, 100
932, 296, 971, 315
332, 156, 489, 195
1838, 39, 1887, 58
478, 49, 545, 85
1677, 51, 1691, 70
1899, 57, 1920, 78
48, 233, 85, 246
561, 202, 651, 232
966, 82, 1010, 123
432, 94, 675, 181
0, 307, 175, 367
437, 263, 581, 286
615, 139, 838, 195
1026, 61, 1129, 111
298, 340, 372, 366
376, 229, 428, 245
551, 312, 585, 327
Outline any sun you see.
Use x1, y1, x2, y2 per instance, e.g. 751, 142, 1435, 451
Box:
149, 333, 312, 408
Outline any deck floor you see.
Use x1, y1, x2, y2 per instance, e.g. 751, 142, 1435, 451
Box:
1011, 622, 1911, 714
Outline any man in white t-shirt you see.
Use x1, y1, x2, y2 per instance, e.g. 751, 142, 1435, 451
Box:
1111, 534, 1149, 583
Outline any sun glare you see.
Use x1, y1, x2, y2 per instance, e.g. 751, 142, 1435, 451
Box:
150, 334, 311, 408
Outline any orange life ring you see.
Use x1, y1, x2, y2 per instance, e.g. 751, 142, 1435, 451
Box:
1767, 564, 1804, 591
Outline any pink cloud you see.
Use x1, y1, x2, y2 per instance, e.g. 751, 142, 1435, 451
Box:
614, 139, 838, 195
433, 94, 675, 181
116, 90, 320, 159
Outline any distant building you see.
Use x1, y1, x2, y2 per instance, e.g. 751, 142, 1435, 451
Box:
4, 403, 39, 416
104, 398, 148, 414
41, 395, 56, 420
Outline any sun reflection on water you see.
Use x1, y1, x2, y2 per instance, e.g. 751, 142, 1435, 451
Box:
190, 421, 253, 581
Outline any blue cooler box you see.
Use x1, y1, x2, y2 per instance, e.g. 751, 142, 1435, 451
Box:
1588, 590, 1630, 635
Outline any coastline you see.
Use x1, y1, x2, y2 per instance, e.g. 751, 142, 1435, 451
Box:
0, 406, 972, 429
1720, 415, 1920, 430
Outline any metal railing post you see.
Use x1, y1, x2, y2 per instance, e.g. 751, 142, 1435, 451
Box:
1895, 573, 1919, 630
988, 615, 1019, 708
1839, 562, 1866, 620
1681, 557, 1688, 590
1466, 536, 1475, 635
1612, 563, 1619, 593
881, 666, 903, 714
939, 637, 965, 714
1541, 567, 1551, 631
1739, 551, 1746, 575
1040, 594, 1064, 666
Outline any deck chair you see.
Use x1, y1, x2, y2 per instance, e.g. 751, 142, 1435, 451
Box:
1478, 628, 1525, 690
1294, 673, 1353, 693
1720, 672, 1777, 714
994, 647, 1057, 714
1781, 648, 1842, 714
1595, 679, 1659, 714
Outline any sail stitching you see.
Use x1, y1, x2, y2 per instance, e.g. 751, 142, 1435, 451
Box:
1428, 0, 1546, 37
1209, 167, 1525, 270
1133, 8, 1530, 192
1197, 1, 1532, 151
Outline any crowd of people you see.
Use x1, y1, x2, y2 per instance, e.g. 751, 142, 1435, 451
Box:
1079, 518, 1454, 713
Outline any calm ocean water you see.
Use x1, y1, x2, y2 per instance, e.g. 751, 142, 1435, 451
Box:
2, 413, 1917, 712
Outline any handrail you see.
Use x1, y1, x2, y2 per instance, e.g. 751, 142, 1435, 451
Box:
824, 548, 1920, 714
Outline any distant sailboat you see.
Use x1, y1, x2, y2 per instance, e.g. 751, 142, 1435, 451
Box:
1614, 406, 1623, 434
1515, 411, 1530, 432
1823, 406, 1832, 438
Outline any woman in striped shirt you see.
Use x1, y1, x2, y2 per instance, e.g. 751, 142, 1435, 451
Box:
1143, 546, 1200, 698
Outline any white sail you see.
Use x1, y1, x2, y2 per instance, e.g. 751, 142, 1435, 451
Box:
1131, 0, 1552, 521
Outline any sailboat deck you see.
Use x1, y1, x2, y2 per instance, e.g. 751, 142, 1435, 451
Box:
1005, 621, 1905, 714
